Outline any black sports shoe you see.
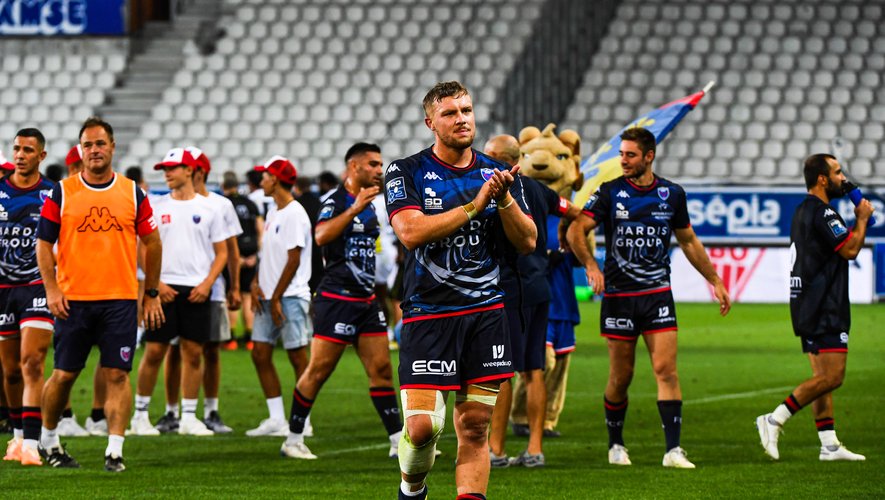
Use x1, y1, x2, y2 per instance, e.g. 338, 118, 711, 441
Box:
38, 444, 80, 468
155, 412, 180, 433
104, 454, 126, 472
511, 423, 530, 437
203, 411, 233, 434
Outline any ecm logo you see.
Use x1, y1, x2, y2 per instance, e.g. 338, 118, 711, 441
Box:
412, 359, 456, 376
333, 323, 356, 336
604, 318, 634, 330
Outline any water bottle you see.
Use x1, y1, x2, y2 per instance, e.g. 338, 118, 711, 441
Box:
843, 181, 876, 226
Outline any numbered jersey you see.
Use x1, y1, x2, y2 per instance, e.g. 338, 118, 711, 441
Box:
0, 175, 54, 285
384, 147, 530, 319
582, 175, 690, 293
316, 187, 380, 298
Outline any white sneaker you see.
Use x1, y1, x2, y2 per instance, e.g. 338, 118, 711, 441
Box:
178, 416, 214, 436
246, 418, 289, 437
85, 417, 108, 436
388, 430, 402, 458
756, 413, 782, 460
820, 443, 865, 461
128, 413, 161, 436
280, 440, 317, 459
303, 416, 314, 437
56, 416, 90, 437
608, 444, 632, 465
662, 447, 696, 469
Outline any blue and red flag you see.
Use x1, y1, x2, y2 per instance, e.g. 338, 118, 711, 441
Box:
573, 82, 713, 207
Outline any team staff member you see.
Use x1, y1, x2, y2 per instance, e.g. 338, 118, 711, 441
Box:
0, 129, 56, 466
130, 148, 227, 437
567, 127, 730, 469
387, 82, 536, 500
37, 117, 163, 472
281, 144, 402, 459
756, 154, 872, 462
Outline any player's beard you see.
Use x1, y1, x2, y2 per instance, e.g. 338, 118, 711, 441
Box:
440, 127, 475, 151
624, 159, 649, 180
825, 177, 844, 200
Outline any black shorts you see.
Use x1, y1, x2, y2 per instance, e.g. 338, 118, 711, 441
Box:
312, 292, 387, 345
0, 284, 54, 339
398, 306, 513, 391
144, 285, 211, 344
600, 288, 678, 341
240, 263, 256, 294
505, 302, 548, 372
54, 300, 137, 372
801, 331, 849, 354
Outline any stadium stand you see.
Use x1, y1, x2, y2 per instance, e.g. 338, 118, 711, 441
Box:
561, 1, 885, 185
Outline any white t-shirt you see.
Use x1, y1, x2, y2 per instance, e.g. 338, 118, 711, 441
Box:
248, 189, 276, 217
205, 191, 243, 301
258, 201, 312, 301
372, 196, 398, 287
153, 194, 228, 287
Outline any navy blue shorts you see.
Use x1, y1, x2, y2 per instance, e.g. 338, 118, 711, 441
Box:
54, 300, 137, 372
546, 319, 576, 355
600, 288, 678, 341
398, 306, 513, 391
0, 284, 54, 339
801, 331, 849, 354
143, 285, 211, 344
505, 302, 548, 372
312, 292, 387, 345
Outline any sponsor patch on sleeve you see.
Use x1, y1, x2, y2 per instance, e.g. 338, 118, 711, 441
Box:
386, 177, 406, 202
828, 218, 847, 237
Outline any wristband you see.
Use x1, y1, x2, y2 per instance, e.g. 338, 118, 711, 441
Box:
462, 202, 478, 221
497, 196, 515, 210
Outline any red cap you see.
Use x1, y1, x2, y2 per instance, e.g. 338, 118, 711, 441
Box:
186, 146, 211, 174
254, 155, 297, 184
0, 150, 13, 171
65, 145, 82, 166
154, 147, 203, 170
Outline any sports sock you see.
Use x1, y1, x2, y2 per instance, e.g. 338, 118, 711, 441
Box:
815, 417, 835, 432
457, 495, 487, 500
9, 407, 22, 433
370, 387, 402, 435
181, 399, 198, 417
40, 426, 59, 450
134, 395, 151, 416
400, 481, 426, 497
267, 396, 284, 421
22, 406, 41, 441
106, 434, 124, 457
204, 398, 218, 419
289, 388, 313, 434
165, 403, 180, 418
771, 393, 802, 425
90, 407, 106, 422
604, 396, 628, 447
61, 408, 73, 419
816, 418, 838, 447
657, 400, 683, 451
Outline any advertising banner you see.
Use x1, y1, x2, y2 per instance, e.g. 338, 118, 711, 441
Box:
0, 0, 125, 36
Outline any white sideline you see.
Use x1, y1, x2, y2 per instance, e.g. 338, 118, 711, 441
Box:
686, 385, 796, 405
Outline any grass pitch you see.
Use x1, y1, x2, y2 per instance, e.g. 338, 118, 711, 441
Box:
2, 303, 884, 498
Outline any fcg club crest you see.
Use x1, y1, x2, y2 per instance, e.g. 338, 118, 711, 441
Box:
481, 168, 495, 181
120, 346, 132, 362
193, 215, 201, 224
657, 186, 670, 200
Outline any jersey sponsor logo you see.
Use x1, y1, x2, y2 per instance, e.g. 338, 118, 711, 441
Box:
0, 312, 15, 324
77, 207, 122, 232
424, 187, 443, 210
0, 203, 7, 221
424, 171, 442, 180
615, 202, 630, 220
33, 297, 47, 308
707, 247, 765, 302
333, 322, 356, 336
839, 332, 848, 344
604, 317, 634, 330
828, 218, 847, 237
584, 193, 599, 211
687, 194, 780, 236
616, 190, 630, 199
161, 214, 171, 224
387, 163, 401, 173
386, 177, 405, 202
658, 306, 669, 317
411, 359, 456, 376
492, 344, 505, 359
352, 216, 364, 233
790, 276, 802, 289
657, 186, 670, 200
120, 346, 132, 363
319, 205, 334, 220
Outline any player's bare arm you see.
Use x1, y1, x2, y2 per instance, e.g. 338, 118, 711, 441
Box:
36, 239, 69, 320
390, 180, 496, 251
141, 228, 166, 329
566, 214, 604, 295
556, 201, 583, 252
674, 226, 731, 316
269, 247, 302, 327
189, 240, 228, 303
836, 199, 874, 260
226, 236, 242, 310
315, 186, 380, 246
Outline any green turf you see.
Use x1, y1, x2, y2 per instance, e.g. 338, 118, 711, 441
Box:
3, 303, 884, 498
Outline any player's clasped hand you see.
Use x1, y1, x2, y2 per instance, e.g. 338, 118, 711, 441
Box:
143, 299, 166, 330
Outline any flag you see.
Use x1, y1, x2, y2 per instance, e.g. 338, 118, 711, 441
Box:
573, 83, 713, 207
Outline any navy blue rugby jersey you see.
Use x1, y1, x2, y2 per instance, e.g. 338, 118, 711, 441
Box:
0, 175, 55, 285
582, 175, 690, 293
385, 148, 530, 318
315, 187, 380, 298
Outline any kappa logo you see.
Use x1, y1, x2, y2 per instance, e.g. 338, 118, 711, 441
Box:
0, 191, 8, 199
387, 163, 401, 173
77, 207, 122, 232
492, 344, 505, 359
616, 190, 630, 199
120, 346, 132, 363
707, 247, 765, 302
424, 171, 442, 180
824, 208, 836, 217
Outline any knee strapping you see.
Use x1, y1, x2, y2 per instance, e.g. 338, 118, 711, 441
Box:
454, 384, 499, 406
398, 391, 445, 476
